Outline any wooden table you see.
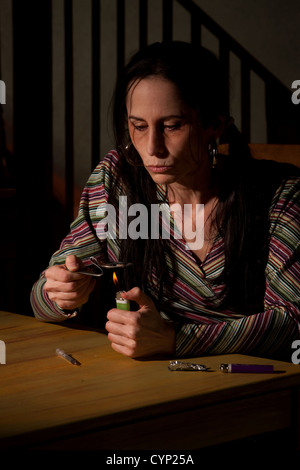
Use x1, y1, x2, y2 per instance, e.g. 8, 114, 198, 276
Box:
1, 311, 300, 451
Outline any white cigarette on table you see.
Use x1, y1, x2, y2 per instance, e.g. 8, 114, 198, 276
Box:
56, 348, 81, 366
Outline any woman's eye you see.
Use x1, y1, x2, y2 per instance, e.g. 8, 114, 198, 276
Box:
164, 122, 182, 131
133, 124, 147, 131
130, 121, 183, 132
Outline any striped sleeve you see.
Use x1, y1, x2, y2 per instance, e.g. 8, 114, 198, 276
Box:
175, 177, 300, 358
30, 151, 121, 321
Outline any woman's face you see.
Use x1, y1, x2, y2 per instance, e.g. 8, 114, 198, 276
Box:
126, 76, 213, 188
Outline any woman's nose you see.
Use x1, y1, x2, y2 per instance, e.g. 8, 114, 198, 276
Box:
147, 127, 165, 157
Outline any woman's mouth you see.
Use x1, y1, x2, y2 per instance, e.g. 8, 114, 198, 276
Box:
147, 165, 173, 173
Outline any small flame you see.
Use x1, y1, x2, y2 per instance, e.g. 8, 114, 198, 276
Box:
112, 271, 119, 288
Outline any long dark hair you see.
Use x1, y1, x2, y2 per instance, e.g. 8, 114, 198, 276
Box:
110, 41, 298, 314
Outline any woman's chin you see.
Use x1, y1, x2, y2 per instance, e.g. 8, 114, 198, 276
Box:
148, 172, 176, 185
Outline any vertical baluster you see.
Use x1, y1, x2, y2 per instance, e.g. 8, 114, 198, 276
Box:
117, 0, 125, 77
92, 0, 101, 170
64, 0, 74, 224
191, 13, 201, 46
241, 61, 251, 142
219, 42, 230, 117
13, 0, 53, 312
163, 0, 173, 42
139, 0, 148, 49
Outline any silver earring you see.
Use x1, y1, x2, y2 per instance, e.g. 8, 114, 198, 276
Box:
209, 140, 218, 169
122, 142, 144, 167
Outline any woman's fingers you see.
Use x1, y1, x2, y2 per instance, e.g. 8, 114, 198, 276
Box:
43, 256, 96, 310
105, 288, 175, 358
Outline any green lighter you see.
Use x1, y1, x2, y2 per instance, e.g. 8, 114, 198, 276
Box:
116, 291, 130, 311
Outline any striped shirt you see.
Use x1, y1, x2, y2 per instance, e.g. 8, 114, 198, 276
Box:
31, 151, 300, 358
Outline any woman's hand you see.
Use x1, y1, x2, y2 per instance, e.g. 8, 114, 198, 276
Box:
44, 255, 96, 311
105, 287, 176, 358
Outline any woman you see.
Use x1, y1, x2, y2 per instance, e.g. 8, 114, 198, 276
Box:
31, 41, 300, 360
